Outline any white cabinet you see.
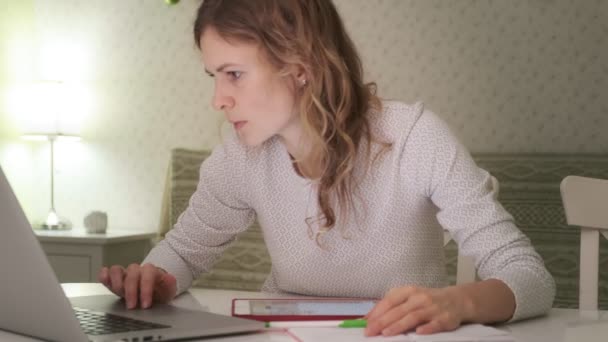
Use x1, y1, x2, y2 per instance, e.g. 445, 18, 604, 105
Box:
34, 229, 156, 283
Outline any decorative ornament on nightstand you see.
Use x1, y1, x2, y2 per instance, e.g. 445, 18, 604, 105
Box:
84, 211, 108, 234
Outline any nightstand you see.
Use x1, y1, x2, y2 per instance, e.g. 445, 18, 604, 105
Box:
34, 229, 156, 283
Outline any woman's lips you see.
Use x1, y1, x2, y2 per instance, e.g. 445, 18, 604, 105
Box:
233, 121, 247, 130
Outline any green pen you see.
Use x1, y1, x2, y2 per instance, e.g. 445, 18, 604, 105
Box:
338, 318, 368, 328
265, 318, 367, 328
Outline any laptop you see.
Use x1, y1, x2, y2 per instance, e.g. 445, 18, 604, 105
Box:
0, 166, 264, 342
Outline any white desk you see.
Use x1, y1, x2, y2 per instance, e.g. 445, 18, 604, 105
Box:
2, 283, 608, 341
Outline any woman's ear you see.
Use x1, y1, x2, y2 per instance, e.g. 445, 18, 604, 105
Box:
295, 67, 308, 87
289, 65, 308, 87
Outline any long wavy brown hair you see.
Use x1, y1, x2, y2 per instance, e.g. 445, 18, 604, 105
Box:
194, 0, 389, 243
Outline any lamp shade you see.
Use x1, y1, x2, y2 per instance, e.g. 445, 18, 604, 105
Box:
12, 80, 85, 137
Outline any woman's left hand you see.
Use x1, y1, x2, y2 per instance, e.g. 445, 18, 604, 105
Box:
364, 285, 472, 337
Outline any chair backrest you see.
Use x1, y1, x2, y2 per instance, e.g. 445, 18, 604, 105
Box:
560, 175, 608, 310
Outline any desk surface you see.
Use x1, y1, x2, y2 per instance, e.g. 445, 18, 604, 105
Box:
2, 283, 608, 342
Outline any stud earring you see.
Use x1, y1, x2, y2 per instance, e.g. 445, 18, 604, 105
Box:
300, 79, 307, 86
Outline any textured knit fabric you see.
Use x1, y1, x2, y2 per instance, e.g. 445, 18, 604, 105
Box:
144, 101, 555, 321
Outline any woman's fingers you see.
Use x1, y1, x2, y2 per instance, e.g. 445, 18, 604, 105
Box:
98, 267, 110, 287
416, 319, 443, 335
140, 264, 177, 308
99, 263, 176, 309
365, 286, 465, 336
380, 307, 437, 336
365, 286, 418, 322
154, 272, 177, 304
108, 265, 126, 297
139, 263, 160, 308
123, 264, 142, 309
365, 289, 434, 336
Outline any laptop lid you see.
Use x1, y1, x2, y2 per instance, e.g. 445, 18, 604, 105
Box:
0, 166, 88, 341
0, 166, 264, 341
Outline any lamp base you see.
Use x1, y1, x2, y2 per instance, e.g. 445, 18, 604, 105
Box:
41, 222, 70, 230
41, 209, 71, 230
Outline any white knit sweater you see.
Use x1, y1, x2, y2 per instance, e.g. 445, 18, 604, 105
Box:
144, 101, 555, 321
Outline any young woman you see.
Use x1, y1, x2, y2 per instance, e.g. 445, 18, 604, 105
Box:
99, 0, 555, 336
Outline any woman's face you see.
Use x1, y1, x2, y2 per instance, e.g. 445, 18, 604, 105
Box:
200, 27, 300, 147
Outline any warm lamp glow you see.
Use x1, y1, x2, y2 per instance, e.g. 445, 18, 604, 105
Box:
45, 210, 59, 227
21, 134, 82, 142
6, 81, 90, 136
21, 135, 49, 142
8, 81, 64, 134
56, 135, 82, 142
6, 35, 35, 81
38, 36, 90, 81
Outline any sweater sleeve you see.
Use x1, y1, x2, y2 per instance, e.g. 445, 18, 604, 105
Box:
143, 136, 255, 295
404, 109, 555, 321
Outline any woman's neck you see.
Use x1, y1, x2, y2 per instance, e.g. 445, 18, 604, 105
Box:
278, 132, 323, 180
277, 116, 308, 160
277, 114, 326, 179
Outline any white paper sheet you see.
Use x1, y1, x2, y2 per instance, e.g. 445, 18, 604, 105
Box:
289, 323, 514, 342
288, 327, 413, 342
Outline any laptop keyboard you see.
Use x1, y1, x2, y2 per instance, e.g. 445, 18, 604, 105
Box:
74, 307, 170, 336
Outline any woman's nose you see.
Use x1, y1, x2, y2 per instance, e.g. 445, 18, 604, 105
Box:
211, 85, 234, 111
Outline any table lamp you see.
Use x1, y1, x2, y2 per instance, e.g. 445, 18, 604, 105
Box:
22, 133, 80, 229
19, 80, 81, 230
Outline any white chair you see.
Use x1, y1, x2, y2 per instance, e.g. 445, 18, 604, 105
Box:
443, 231, 476, 284
443, 176, 500, 284
560, 175, 608, 311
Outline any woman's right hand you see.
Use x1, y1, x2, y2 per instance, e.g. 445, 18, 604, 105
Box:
98, 263, 177, 309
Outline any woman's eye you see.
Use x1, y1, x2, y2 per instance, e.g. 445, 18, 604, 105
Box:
227, 71, 242, 80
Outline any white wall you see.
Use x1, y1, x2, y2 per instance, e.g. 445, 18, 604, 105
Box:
0, 0, 606, 232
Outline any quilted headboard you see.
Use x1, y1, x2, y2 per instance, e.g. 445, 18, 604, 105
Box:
160, 149, 608, 308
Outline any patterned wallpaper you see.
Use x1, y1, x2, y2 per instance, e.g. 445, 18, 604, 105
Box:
335, 0, 607, 152
0, 0, 606, 232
